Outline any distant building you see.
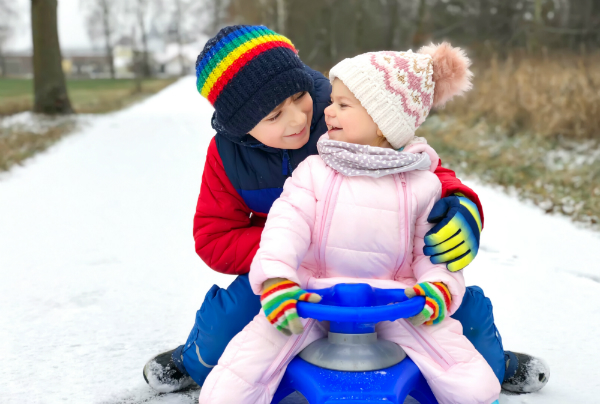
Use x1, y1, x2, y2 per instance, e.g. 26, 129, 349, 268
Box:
0, 34, 207, 79
1, 49, 112, 78
62, 49, 113, 78
155, 42, 203, 76
1, 50, 33, 77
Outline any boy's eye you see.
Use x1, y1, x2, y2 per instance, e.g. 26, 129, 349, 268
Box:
294, 91, 307, 101
267, 111, 281, 121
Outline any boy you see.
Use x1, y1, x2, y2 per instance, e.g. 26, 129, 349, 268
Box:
143, 25, 549, 396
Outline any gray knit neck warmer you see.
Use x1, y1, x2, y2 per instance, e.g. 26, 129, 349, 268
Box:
317, 137, 431, 178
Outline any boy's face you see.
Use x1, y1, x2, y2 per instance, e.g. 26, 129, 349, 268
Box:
248, 91, 313, 150
325, 79, 383, 147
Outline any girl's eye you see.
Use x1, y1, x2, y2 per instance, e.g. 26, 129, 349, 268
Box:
340, 104, 348, 108
267, 111, 281, 122
294, 91, 307, 101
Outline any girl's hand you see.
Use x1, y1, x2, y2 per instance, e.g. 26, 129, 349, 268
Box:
423, 195, 482, 272
405, 282, 452, 326
261, 278, 322, 336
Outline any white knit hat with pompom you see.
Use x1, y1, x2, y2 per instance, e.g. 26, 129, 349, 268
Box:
329, 43, 473, 149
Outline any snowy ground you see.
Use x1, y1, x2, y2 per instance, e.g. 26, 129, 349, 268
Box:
1, 77, 599, 404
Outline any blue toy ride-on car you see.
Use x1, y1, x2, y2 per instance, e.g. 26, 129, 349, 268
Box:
271, 283, 439, 404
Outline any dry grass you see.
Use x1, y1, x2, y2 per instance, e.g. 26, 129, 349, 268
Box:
443, 52, 600, 140
0, 117, 78, 171
419, 115, 600, 229
418, 53, 600, 229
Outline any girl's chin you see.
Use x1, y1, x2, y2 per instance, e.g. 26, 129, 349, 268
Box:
328, 132, 343, 141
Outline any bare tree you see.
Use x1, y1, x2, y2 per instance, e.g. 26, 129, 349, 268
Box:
0, 0, 17, 77
136, 0, 151, 77
81, 0, 119, 78
208, 0, 227, 35
167, 0, 207, 76
275, 0, 287, 35
31, 0, 73, 114
126, 0, 158, 78
172, 0, 186, 76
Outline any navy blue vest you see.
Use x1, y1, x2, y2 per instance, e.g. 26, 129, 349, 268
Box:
214, 66, 331, 215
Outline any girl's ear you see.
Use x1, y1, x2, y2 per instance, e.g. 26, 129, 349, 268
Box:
376, 127, 385, 137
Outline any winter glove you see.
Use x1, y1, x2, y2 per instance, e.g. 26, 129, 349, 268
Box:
261, 278, 322, 336
423, 195, 482, 272
405, 282, 451, 326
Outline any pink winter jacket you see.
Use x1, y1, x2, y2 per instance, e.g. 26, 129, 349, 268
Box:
249, 143, 466, 312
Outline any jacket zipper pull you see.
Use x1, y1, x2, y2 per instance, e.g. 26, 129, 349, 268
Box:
282, 150, 290, 176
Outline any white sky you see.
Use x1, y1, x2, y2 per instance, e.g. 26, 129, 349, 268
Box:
7, 0, 93, 51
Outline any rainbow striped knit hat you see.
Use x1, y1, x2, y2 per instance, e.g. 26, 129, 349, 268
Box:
196, 25, 314, 137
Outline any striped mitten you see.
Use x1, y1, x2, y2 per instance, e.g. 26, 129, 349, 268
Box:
261, 278, 322, 336
405, 282, 452, 326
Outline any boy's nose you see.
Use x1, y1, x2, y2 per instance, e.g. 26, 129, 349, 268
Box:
290, 103, 307, 126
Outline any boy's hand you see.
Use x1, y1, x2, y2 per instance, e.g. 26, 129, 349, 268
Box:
423, 195, 482, 272
405, 282, 451, 326
261, 278, 322, 336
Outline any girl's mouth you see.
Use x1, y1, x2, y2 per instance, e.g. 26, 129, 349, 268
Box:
327, 125, 342, 132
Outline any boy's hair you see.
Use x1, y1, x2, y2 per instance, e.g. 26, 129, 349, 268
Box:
196, 25, 314, 137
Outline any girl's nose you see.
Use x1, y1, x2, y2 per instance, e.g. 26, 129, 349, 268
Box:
324, 104, 334, 117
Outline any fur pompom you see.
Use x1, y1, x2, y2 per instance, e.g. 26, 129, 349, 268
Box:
418, 42, 473, 108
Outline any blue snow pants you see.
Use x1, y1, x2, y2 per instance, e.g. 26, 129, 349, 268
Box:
172, 275, 506, 386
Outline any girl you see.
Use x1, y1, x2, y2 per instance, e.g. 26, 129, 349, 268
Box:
198, 43, 501, 404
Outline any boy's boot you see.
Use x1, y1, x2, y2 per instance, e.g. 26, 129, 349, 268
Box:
502, 351, 549, 394
143, 347, 195, 393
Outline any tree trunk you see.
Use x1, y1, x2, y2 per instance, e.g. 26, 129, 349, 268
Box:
353, 0, 363, 55
174, 0, 186, 76
31, 0, 73, 114
211, 0, 222, 35
0, 48, 6, 77
101, 0, 115, 79
276, 0, 286, 35
136, 0, 151, 77
411, 0, 427, 49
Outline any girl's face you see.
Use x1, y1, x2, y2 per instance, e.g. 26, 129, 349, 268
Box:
324, 79, 391, 148
248, 91, 313, 150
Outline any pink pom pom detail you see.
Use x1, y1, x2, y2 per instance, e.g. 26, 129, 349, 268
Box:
418, 42, 473, 108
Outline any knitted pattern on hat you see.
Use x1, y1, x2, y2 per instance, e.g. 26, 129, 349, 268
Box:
196, 25, 314, 137
329, 44, 472, 149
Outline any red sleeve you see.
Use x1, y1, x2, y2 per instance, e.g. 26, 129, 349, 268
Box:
433, 159, 485, 227
193, 137, 263, 275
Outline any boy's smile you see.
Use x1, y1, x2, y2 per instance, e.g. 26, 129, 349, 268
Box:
285, 124, 308, 139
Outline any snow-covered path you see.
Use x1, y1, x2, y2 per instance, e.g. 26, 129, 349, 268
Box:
1, 77, 599, 404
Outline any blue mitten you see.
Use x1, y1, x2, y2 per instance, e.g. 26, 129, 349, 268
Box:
423, 195, 482, 272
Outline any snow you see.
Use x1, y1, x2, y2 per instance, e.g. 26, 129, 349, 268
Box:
1, 77, 599, 404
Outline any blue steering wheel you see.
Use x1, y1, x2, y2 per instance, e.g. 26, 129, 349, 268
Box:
296, 283, 426, 334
